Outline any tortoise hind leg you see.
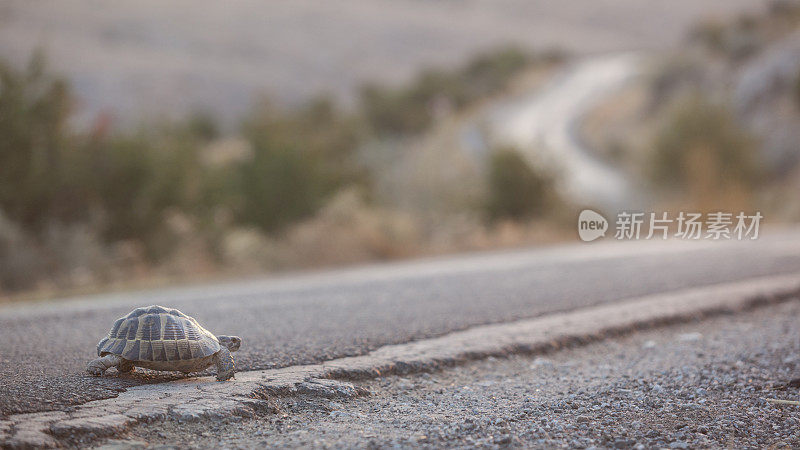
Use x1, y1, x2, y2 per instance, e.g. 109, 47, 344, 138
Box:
87, 354, 124, 376
118, 359, 135, 373
213, 347, 235, 381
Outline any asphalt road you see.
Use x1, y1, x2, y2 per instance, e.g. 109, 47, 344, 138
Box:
2, 231, 800, 417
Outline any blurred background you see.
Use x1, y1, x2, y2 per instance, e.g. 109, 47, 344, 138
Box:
0, 0, 798, 298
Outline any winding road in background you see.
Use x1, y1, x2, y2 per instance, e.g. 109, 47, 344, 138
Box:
463, 53, 643, 210
493, 53, 642, 209
2, 230, 800, 417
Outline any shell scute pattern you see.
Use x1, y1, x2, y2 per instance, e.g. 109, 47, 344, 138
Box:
163, 314, 186, 340
97, 305, 220, 362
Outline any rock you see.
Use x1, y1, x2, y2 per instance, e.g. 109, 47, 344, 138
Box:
4, 428, 60, 448
613, 439, 635, 448
396, 379, 414, 390
296, 379, 362, 399
677, 333, 702, 342
530, 358, 554, 368
494, 434, 513, 445
96, 439, 149, 449
49, 414, 135, 438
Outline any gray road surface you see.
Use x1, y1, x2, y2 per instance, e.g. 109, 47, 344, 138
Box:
1, 231, 800, 417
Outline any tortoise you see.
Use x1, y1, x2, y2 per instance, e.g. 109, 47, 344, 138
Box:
86, 305, 241, 381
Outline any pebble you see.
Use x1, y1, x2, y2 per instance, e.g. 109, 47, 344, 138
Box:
677, 332, 703, 342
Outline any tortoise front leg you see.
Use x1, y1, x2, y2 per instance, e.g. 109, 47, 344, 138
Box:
213, 347, 235, 381
87, 354, 124, 376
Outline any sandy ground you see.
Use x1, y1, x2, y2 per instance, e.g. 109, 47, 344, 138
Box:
0, 0, 767, 124
97, 298, 800, 449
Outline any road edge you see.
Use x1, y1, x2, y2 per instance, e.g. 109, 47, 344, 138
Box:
2, 273, 799, 448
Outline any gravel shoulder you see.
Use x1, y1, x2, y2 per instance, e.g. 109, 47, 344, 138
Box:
103, 299, 800, 449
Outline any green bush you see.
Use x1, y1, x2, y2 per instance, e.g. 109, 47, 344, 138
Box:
650, 95, 760, 192
90, 133, 204, 243
459, 47, 530, 103
236, 144, 326, 233
360, 83, 433, 136
0, 53, 223, 248
795, 66, 800, 109
236, 97, 365, 233
0, 52, 78, 230
360, 46, 531, 136
0, 48, 552, 292
486, 148, 557, 221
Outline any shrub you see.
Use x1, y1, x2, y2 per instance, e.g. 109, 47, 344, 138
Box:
0, 52, 78, 230
0, 53, 219, 251
236, 97, 365, 233
486, 148, 558, 221
459, 47, 529, 103
236, 142, 327, 233
360, 46, 532, 136
649, 95, 761, 207
360, 83, 433, 136
89, 133, 203, 245
795, 66, 800, 109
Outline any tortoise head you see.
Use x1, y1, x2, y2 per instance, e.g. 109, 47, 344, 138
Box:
217, 335, 242, 352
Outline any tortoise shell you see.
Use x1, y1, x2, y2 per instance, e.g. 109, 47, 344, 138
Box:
97, 305, 220, 362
